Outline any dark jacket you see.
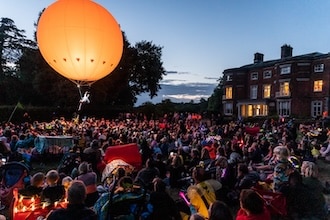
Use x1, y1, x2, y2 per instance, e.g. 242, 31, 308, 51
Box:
149, 191, 181, 220
47, 203, 97, 220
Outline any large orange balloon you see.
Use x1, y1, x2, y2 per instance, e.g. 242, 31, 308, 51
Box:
37, 0, 123, 85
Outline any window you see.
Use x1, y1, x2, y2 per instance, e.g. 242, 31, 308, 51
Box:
226, 74, 233, 81
263, 70, 272, 79
224, 103, 233, 115
279, 82, 290, 96
225, 87, 232, 99
263, 84, 271, 98
277, 100, 291, 116
313, 80, 323, 92
314, 64, 324, 73
240, 104, 268, 117
250, 85, 258, 99
311, 101, 322, 117
280, 65, 291, 75
251, 72, 258, 80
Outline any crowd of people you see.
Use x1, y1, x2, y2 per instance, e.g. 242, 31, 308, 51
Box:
0, 113, 329, 219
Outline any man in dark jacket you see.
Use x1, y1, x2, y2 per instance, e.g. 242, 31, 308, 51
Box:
46, 180, 97, 220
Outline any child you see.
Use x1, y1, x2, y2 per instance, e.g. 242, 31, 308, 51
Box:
41, 170, 65, 204
19, 172, 45, 197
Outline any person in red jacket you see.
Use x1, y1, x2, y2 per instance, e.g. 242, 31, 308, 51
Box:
236, 189, 271, 220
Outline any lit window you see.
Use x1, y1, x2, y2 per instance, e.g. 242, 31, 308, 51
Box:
280, 82, 290, 96
314, 80, 323, 92
241, 104, 268, 117
263, 70, 272, 79
263, 84, 271, 98
225, 87, 232, 99
280, 66, 291, 74
250, 85, 258, 99
314, 64, 324, 73
311, 101, 322, 117
251, 72, 258, 80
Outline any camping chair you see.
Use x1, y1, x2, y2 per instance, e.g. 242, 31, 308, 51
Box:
106, 187, 149, 220
0, 161, 30, 207
252, 186, 287, 217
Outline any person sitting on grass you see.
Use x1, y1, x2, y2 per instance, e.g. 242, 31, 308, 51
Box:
236, 189, 271, 220
46, 180, 97, 220
19, 172, 45, 197
41, 169, 65, 205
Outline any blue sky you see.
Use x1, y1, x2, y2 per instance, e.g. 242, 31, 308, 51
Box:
2, 0, 330, 105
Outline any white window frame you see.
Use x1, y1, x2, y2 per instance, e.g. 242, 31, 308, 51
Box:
224, 102, 233, 115
314, 64, 324, 73
280, 65, 291, 75
311, 100, 322, 118
277, 100, 291, 117
226, 74, 233, 81
251, 72, 258, 80
263, 70, 272, 79
250, 85, 258, 99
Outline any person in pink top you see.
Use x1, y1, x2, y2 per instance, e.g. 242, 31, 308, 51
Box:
236, 189, 271, 220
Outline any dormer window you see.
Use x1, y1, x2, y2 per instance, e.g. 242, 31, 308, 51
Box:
280, 65, 291, 74
263, 70, 272, 79
314, 64, 324, 73
251, 72, 258, 80
226, 74, 233, 81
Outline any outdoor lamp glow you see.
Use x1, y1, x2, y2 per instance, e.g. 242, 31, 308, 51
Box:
37, 0, 123, 86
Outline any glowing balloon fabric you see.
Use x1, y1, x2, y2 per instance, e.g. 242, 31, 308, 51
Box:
37, 0, 123, 85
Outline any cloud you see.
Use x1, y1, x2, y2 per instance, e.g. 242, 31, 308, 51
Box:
166, 71, 177, 74
135, 82, 217, 106
204, 76, 219, 80
163, 94, 210, 102
161, 79, 187, 84
165, 71, 190, 75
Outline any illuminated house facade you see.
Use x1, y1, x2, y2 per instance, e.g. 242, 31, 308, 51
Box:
222, 45, 330, 118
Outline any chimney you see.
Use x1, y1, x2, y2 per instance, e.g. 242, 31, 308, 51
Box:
254, 52, 264, 63
281, 44, 293, 59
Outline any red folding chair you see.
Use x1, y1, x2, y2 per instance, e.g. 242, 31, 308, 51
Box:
252, 187, 287, 217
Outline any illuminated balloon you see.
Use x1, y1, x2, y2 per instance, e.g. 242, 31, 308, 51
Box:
37, 0, 123, 85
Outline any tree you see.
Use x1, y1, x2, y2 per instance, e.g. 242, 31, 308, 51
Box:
0, 17, 35, 77
0, 18, 36, 104
91, 35, 166, 106
207, 76, 224, 114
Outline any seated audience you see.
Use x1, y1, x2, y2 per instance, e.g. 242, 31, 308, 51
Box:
46, 180, 97, 220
